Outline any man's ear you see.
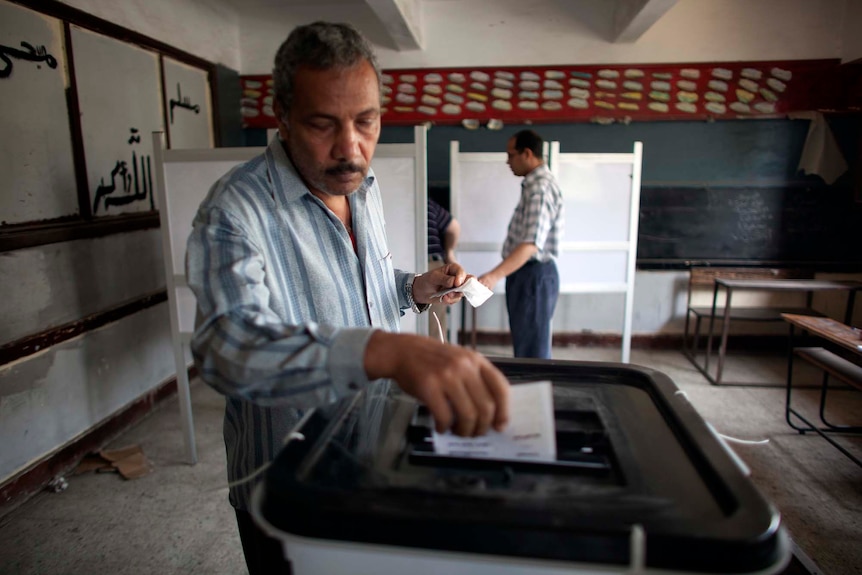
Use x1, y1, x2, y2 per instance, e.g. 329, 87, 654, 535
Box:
273, 100, 289, 138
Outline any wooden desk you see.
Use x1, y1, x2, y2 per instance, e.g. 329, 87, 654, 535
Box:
782, 313, 862, 467
703, 279, 861, 385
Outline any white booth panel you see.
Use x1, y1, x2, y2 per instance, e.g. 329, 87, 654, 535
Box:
456, 158, 521, 244
162, 159, 248, 275
459, 251, 505, 292
558, 251, 629, 285
372, 157, 417, 275
556, 160, 634, 243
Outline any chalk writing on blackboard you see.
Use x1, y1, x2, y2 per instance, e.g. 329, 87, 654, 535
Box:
169, 82, 200, 124
729, 193, 773, 243
93, 128, 154, 214
0, 41, 57, 79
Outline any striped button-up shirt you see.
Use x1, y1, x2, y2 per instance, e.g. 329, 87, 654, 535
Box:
186, 137, 409, 510
502, 163, 564, 263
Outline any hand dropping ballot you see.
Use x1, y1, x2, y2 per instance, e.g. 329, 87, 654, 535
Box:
432, 381, 557, 462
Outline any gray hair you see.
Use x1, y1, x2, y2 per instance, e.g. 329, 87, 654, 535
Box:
273, 21, 382, 114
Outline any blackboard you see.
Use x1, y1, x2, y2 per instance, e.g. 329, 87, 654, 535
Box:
638, 185, 862, 264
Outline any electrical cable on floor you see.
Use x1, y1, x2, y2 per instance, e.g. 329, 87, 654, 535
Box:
224, 431, 305, 489
676, 390, 769, 445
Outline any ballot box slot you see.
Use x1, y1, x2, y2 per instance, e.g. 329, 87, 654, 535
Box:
406, 405, 618, 478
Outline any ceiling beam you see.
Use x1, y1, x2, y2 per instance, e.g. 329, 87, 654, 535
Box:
612, 0, 678, 43
365, 0, 424, 50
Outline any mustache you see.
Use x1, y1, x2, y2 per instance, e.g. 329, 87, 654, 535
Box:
325, 163, 364, 176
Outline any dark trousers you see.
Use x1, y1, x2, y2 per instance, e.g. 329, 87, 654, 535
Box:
506, 260, 559, 359
235, 509, 292, 575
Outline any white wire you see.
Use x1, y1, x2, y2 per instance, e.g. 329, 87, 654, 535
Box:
432, 311, 445, 343
675, 391, 768, 445
225, 431, 306, 489
718, 434, 770, 445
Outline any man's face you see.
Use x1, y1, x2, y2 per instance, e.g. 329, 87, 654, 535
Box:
506, 137, 529, 177
277, 59, 381, 198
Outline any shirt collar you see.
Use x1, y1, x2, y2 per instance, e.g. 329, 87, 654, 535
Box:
522, 163, 550, 186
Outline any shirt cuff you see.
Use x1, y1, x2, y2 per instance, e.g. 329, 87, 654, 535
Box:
327, 328, 376, 397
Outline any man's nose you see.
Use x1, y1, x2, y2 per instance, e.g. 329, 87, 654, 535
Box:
333, 124, 360, 160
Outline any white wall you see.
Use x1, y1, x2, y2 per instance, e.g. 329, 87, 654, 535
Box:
0, 229, 176, 484
239, 0, 849, 73
842, 0, 862, 62
59, 0, 242, 70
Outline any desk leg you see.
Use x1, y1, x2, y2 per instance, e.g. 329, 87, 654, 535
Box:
844, 289, 858, 325
785, 325, 801, 432
704, 283, 720, 374
715, 289, 733, 385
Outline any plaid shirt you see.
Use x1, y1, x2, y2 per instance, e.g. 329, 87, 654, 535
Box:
186, 137, 408, 510
502, 164, 564, 263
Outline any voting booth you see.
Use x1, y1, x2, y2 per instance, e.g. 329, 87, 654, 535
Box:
252, 359, 790, 575
451, 142, 643, 362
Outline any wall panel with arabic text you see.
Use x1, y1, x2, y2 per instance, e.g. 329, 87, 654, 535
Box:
0, 2, 76, 225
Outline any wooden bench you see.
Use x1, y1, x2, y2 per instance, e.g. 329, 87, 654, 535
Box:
683, 267, 826, 384
794, 347, 862, 393
782, 314, 862, 465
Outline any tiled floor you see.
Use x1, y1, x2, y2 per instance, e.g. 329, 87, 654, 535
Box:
0, 346, 859, 574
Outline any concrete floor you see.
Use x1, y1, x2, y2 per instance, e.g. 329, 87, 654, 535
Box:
0, 346, 860, 575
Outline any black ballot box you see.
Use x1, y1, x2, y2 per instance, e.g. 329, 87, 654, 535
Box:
252, 358, 790, 575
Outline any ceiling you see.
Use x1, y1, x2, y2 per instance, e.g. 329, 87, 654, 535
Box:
221, 0, 679, 50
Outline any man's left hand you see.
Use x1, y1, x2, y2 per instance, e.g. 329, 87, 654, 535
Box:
414, 264, 467, 305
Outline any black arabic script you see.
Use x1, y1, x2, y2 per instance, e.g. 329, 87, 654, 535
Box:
169, 83, 201, 123
0, 41, 57, 79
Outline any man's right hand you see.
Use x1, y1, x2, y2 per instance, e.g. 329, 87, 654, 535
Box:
363, 331, 510, 437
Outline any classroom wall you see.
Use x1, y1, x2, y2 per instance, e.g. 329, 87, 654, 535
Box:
843, 0, 862, 63
238, 0, 848, 73
58, 0, 242, 70
0, 0, 239, 488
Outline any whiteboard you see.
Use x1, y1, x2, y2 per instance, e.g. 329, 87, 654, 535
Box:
451, 140, 643, 361
0, 2, 77, 224
73, 25, 164, 216
163, 57, 213, 149
372, 142, 428, 335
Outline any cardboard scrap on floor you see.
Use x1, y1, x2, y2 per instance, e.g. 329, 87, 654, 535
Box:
74, 444, 153, 479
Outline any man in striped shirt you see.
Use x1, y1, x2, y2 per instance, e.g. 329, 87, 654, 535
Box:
427, 198, 460, 340
479, 130, 564, 359
186, 22, 509, 574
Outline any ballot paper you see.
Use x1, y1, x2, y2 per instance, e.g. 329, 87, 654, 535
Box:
432, 380, 557, 462
431, 277, 493, 307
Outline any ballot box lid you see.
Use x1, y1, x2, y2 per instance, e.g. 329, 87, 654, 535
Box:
258, 359, 786, 574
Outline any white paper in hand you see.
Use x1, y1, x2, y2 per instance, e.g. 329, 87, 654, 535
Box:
431, 277, 493, 307
432, 381, 556, 462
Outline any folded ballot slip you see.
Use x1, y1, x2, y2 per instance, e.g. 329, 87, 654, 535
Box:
432, 381, 557, 462
431, 277, 493, 307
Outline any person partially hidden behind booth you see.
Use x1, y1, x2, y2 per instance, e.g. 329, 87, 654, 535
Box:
478, 130, 564, 359
186, 22, 510, 575
427, 198, 461, 341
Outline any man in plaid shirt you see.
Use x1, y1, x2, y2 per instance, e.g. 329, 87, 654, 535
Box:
478, 130, 564, 359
